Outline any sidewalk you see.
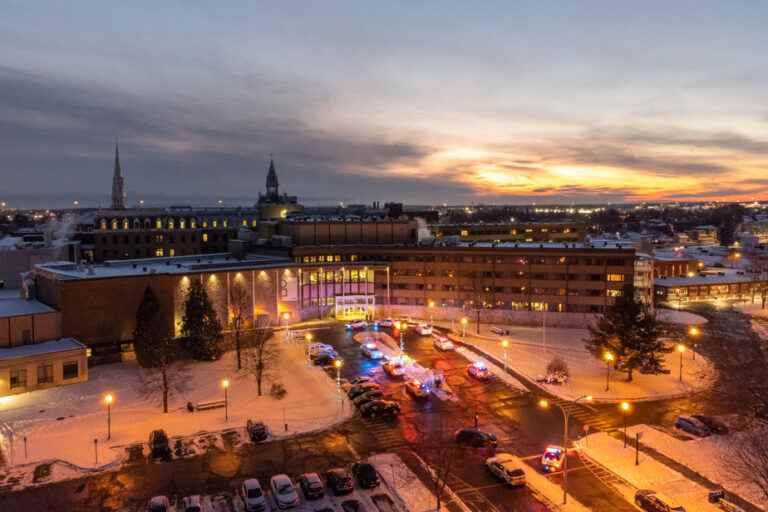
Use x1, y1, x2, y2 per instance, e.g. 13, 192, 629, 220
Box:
432, 320, 715, 403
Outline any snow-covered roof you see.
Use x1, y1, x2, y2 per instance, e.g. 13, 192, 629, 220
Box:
456, 241, 635, 250
0, 297, 56, 318
654, 272, 759, 287
0, 338, 85, 362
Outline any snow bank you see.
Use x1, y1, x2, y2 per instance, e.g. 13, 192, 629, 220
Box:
370, 452, 450, 512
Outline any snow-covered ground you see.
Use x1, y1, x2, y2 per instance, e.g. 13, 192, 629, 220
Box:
577, 431, 721, 511
0, 339, 351, 471
371, 452, 448, 512
621, 424, 766, 510
438, 321, 715, 403
655, 308, 708, 325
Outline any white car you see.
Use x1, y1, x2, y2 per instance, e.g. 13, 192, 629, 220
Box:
375, 318, 395, 328
345, 320, 368, 330
180, 496, 204, 512
414, 323, 433, 336
270, 474, 300, 509
486, 453, 526, 486
241, 478, 267, 512
147, 496, 172, 512
433, 335, 454, 351
540, 445, 566, 473
308, 343, 333, 356
361, 342, 384, 359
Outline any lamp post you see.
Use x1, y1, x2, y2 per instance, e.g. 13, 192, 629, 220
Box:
400, 324, 407, 354
538, 395, 593, 505
677, 344, 686, 382
305, 332, 314, 365
688, 326, 700, 361
104, 394, 114, 440
428, 300, 435, 325
501, 339, 509, 372
620, 401, 631, 448
334, 359, 343, 390
282, 312, 290, 326
604, 353, 614, 392
222, 379, 229, 422
461, 317, 468, 337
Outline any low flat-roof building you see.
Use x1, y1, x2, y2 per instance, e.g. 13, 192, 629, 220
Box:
654, 271, 767, 305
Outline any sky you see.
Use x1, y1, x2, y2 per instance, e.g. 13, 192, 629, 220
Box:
1, 1, 768, 208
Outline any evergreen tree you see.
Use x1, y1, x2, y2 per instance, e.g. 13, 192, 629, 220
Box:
181, 279, 223, 361
585, 284, 669, 381
133, 286, 160, 368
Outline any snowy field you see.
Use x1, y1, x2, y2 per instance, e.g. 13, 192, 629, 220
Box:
0, 339, 351, 472
437, 318, 715, 403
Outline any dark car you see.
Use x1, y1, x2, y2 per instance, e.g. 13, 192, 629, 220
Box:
325, 468, 354, 496
313, 353, 338, 366
246, 420, 269, 442
351, 462, 380, 489
347, 383, 381, 400
692, 415, 728, 435
359, 400, 401, 419
674, 415, 711, 437
353, 389, 384, 407
298, 472, 325, 500
454, 428, 498, 448
634, 489, 686, 511
341, 499, 369, 512
149, 429, 171, 460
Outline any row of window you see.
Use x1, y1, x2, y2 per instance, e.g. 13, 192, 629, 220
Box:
99, 232, 228, 245
9, 361, 79, 389
100, 217, 259, 231
391, 270, 625, 281
385, 283, 622, 296
101, 245, 227, 259
381, 296, 604, 313
305, 270, 372, 283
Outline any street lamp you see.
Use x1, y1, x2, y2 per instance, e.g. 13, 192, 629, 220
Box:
460, 317, 468, 337
538, 395, 593, 505
604, 352, 614, 392
428, 300, 435, 325
688, 326, 700, 360
222, 379, 229, 422
677, 344, 686, 382
305, 332, 314, 365
282, 312, 290, 325
501, 339, 509, 372
334, 359, 343, 390
104, 394, 114, 440
620, 401, 631, 448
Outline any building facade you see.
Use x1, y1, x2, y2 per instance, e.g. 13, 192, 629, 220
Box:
432, 222, 586, 243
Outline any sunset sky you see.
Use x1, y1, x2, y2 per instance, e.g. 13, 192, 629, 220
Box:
2, 1, 768, 207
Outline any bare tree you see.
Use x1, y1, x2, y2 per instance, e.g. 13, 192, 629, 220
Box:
242, 315, 278, 396
462, 269, 491, 335
723, 425, 768, 502
410, 420, 469, 511
229, 279, 249, 370
745, 252, 768, 308
139, 335, 190, 413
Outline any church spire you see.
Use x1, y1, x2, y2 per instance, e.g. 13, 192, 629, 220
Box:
111, 141, 126, 209
266, 155, 279, 199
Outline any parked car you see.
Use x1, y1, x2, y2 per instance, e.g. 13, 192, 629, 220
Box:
298, 472, 325, 500
540, 445, 566, 473
634, 489, 686, 511
404, 379, 430, 399
241, 478, 267, 512
361, 342, 384, 359
313, 353, 338, 366
353, 389, 384, 407
147, 496, 171, 512
180, 495, 204, 512
454, 428, 498, 448
270, 474, 300, 509
349, 376, 373, 386
382, 360, 406, 378
467, 361, 492, 380
347, 382, 381, 399
341, 499, 369, 512
246, 420, 269, 442
490, 326, 509, 336
360, 400, 401, 419
351, 462, 380, 489
375, 318, 395, 329
692, 415, 728, 435
345, 320, 368, 331
674, 415, 712, 437
433, 335, 454, 351
486, 453, 526, 486
325, 468, 354, 495
308, 343, 334, 356
414, 323, 433, 336
149, 429, 171, 460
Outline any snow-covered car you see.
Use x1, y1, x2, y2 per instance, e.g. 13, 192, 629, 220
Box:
299, 472, 325, 500
313, 352, 338, 366
325, 468, 354, 496
692, 414, 728, 435
308, 343, 334, 356
345, 320, 368, 331
360, 400, 401, 419
270, 474, 300, 509
467, 361, 492, 380
349, 376, 373, 386
149, 429, 171, 460
674, 415, 711, 437
241, 478, 267, 512
147, 496, 172, 512
180, 495, 205, 512
414, 323, 433, 336
246, 419, 269, 442
486, 453, 526, 486
404, 379, 430, 399
347, 382, 381, 399
382, 360, 406, 378
375, 318, 395, 329
353, 389, 384, 407
361, 342, 384, 359
433, 335, 454, 351
490, 326, 509, 336
351, 462, 380, 489
634, 489, 686, 512
540, 445, 566, 473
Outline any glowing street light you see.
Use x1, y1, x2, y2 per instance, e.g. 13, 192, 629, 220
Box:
604, 352, 614, 392
222, 379, 230, 422
539, 394, 593, 504
334, 359, 343, 390
620, 401, 631, 447
688, 326, 700, 360
501, 339, 509, 372
460, 317, 468, 337
677, 344, 686, 382
104, 394, 114, 440
428, 300, 435, 325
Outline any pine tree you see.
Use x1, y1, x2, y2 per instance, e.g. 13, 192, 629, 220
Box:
133, 286, 160, 368
585, 284, 669, 381
181, 279, 223, 361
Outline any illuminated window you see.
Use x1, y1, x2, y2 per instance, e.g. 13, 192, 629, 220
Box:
350, 255, 358, 262
100, 219, 107, 230
191, 219, 197, 228
169, 248, 175, 257
111, 219, 118, 230
155, 218, 162, 229
607, 274, 625, 282
122, 219, 129, 230
460, 229, 469, 237
168, 219, 174, 229
252, 219, 258, 227
203, 233, 209, 242
223, 219, 228, 228
607, 289, 623, 297
212, 219, 218, 228
564, 228, 571, 234
202, 220, 208, 228
334, 255, 341, 262
510, 229, 517, 235
155, 248, 164, 257
180, 219, 186, 229
242, 219, 248, 226
327, 255, 334, 262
